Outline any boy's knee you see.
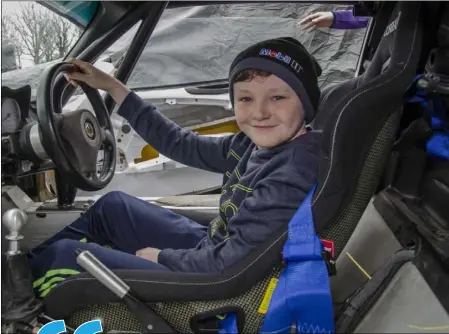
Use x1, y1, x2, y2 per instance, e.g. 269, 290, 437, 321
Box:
91, 190, 129, 211
100, 190, 128, 203
48, 239, 79, 254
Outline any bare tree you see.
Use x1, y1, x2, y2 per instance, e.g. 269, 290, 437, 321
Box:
41, 22, 57, 63
1, 13, 12, 41
50, 13, 82, 58
40, 12, 81, 63
8, 2, 81, 65
10, 2, 50, 64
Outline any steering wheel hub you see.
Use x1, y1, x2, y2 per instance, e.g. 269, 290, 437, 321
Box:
84, 120, 96, 140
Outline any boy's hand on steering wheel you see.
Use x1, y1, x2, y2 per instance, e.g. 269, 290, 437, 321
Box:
66, 59, 131, 105
66, 59, 114, 91
136, 247, 161, 263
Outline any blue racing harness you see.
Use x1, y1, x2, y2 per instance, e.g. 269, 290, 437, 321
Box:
220, 187, 335, 334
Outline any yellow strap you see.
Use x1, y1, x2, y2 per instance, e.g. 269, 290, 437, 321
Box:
258, 278, 279, 315
346, 252, 372, 280
408, 325, 449, 331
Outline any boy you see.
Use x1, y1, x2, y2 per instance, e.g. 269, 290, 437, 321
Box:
29, 37, 323, 297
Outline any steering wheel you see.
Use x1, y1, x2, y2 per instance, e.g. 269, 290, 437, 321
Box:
36, 62, 116, 192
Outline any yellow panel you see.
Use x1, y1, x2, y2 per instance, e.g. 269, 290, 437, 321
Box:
135, 120, 240, 163
195, 120, 240, 135
136, 144, 160, 163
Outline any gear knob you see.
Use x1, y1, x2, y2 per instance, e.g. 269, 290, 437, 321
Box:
3, 208, 27, 234
3, 208, 27, 255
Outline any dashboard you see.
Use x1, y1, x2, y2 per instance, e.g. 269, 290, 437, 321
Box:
1, 85, 36, 136
1, 85, 54, 188
2, 98, 22, 134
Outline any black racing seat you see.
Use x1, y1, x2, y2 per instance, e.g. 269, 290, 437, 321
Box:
41, 2, 424, 332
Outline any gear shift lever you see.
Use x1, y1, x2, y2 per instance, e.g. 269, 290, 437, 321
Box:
3, 208, 27, 255
2, 208, 43, 330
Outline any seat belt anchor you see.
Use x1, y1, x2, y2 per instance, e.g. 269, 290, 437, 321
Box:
322, 250, 337, 276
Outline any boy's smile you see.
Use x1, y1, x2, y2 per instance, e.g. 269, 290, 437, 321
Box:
233, 74, 307, 149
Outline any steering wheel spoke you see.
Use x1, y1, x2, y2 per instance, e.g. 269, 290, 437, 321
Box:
85, 171, 100, 182
103, 129, 115, 145
37, 61, 116, 192
52, 113, 64, 131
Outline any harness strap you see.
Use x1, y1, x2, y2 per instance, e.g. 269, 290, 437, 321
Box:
260, 187, 334, 333
219, 188, 334, 333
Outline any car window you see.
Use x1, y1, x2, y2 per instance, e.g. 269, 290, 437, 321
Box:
1, 1, 83, 96
1, 1, 82, 72
1, 1, 140, 100
123, 3, 368, 91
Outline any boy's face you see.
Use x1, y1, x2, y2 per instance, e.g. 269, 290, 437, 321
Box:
233, 74, 306, 148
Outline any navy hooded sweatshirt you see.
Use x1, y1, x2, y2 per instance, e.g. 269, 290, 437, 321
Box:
117, 91, 321, 273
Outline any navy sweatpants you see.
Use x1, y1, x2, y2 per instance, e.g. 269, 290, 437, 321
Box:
28, 191, 208, 297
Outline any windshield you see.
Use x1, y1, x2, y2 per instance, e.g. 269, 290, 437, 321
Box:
124, 3, 368, 90
2, 2, 368, 98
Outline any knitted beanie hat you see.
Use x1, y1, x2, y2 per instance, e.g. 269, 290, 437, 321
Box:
229, 37, 322, 123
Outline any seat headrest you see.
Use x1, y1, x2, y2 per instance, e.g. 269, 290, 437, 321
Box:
361, 4, 407, 81
315, 3, 420, 127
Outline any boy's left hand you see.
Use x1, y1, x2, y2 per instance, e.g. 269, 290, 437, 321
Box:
298, 11, 334, 31
136, 247, 161, 263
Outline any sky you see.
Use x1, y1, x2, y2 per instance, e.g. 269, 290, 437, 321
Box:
2, 0, 24, 14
